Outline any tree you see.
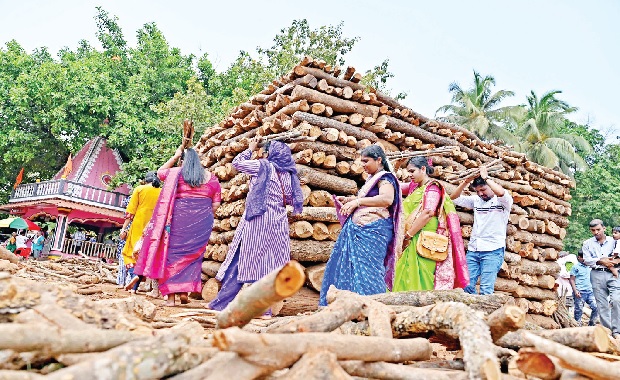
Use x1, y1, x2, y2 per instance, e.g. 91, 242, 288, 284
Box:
514, 90, 592, 174
435, 71, 523, 142
564, 144, 620, 252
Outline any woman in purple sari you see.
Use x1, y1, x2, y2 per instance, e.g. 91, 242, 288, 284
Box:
136, 146, 221, 306
209, 137, 304, 315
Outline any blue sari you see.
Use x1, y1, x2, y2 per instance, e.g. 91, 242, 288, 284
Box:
319, 172, 402, 306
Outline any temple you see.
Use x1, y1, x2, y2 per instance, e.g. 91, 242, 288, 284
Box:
0, 137, 130, 258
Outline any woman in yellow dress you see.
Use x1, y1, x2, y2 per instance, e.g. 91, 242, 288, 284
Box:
120, 172, 162, 291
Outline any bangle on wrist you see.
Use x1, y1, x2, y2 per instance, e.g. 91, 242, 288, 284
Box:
357, 198, 361, 207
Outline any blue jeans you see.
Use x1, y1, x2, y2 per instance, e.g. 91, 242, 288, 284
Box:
464, 248, 504, 295
574, 289, 598, 326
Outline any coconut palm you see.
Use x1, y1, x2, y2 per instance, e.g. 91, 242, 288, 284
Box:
436, 71, 523, 143
514, 90, 591, 174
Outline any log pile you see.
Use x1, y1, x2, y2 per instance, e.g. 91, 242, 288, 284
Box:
194, 56, 574, 325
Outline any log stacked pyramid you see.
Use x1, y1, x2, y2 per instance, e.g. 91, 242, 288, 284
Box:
195, 57, 573, 326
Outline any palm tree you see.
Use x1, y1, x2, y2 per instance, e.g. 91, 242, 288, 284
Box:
436, 71, 523, 143
514, 90, 592, 174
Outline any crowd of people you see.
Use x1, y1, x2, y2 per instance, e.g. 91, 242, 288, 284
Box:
113, 139, 519, 313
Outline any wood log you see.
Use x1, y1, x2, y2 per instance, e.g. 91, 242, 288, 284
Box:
301, 184, 312, 205
515, 348, 563, 380
497, 326, 612, 353
0, 324, 138, 355
290, 221, 314, 239
293, 112, 379, 142
213, 327, 432, 369
328, 223, 341, 241
294, 149, 313, 165
304, 263, 326, 291
494, 277, 519, 293
512, 230, 563, 250
287, 206, 339, 223
202, 278, 221, 302
513, 285, 556, 300
311, 151, 326, 166
525, 208, 569, 228
335, 161, 351, 175
323, 154, 337, 169
370, 289, 515, 315
339, 361, 469, 380
296, 165, 358, 195
0, 371, 45, 380
311, 102, 326, 115
390, 302, 501, 380
487, 305, 526, 342
518, 259, 560, 277
0, 246, 18, 264
320, 127, 340, 143
169, 352, 269, 380
289, 140, 358, 161
524, 332, 620, 380
312, 222, 330, 241
216, 261, 306, 328
525, 314, 561, 329
307, 190, 335, 207
291, 86, 379, 118
46, 322, 212, 380
278, 287, 320, 316
286, 351, 352, 380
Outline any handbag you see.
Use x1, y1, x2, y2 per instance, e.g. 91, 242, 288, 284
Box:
416, 230, 449, 261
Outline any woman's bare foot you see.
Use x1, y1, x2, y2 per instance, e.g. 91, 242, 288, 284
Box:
165, 295, 175, 307
179, 293, 190, 304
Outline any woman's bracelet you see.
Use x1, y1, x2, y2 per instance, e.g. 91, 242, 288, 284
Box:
356, 198, 361, 208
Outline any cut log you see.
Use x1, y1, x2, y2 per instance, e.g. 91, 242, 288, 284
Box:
518, 259, 560, 277
216, 261, 306, 328
289, 140, 358, 161
288, 206, 339, 223
320, 128, 340, 143
286, 351, 352, 380
525, 314, 561, 329
294, 112, 379, 143
513, 285, 556, 300
169, 352, 269, 380
202, 278, 221, 302
497, 326, 612, 353
304, 263, 326, 291
213, 327, 432, 370
312, 222, 330, 241
323, 154, 337, 169
494, 277, 519, 293
311, 103, 326, 115
307, 190, 335, 207
296, 165, 358, 195
515, 348, 564, 380
291, 86, 380, 118
340, 361, 469, 380
294, 148, 313, 165
278, 287, 320, 316
335, 161, 351, 175
0, 246, 18, 264
389, 302, 501, 380
370, 289, 514, 315
524, 332, 620, 380
349, 113, 364, 125
328, 223, 341, 241
525, 208, 569, 228
301, 184, 312, 205
487, 305, 526, 342
290, 221, 314, 239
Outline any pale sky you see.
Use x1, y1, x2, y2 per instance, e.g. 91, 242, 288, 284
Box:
1, 0, 618, 137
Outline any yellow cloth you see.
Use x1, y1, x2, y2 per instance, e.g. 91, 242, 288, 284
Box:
122, 184, 161, 265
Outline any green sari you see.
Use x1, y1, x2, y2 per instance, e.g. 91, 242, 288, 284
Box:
393, 184, 437, 291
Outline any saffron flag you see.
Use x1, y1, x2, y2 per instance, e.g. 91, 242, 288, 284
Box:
13, 167, 24, 189
61, 154, 73, 179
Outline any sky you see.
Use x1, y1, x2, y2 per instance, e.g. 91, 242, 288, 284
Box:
1, 0, 618, 137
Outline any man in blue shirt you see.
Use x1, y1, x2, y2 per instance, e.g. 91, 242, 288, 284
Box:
570, 249, 598, 326
31, 230, 45, 260
582, 219, 619, 337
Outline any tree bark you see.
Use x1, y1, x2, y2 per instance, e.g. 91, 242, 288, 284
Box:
512, 230, 564, 250
496, 326, 612, 353
169, 352, 269, 380
518, 259, 561, 277
201, 260, 222, 278
213, 327, 432, 370
291, 86, 379, 118
288, 206, 339, 223
216, 261, 306, 328
390, 302, 501, 380
289, 140, 358, 161
0, 246, 18, 264
278, 287, 320, 316
525, 208, 569, 228
370, 289, 514, 315
339, 361, 469, 380
285, 351, 352, 380
523, 332, 620, 380
290, 239, 334, 262
296, 165, 358, 195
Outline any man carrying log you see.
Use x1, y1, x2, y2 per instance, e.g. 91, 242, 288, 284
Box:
451, 166, 512, 295
582, 219, 620, 338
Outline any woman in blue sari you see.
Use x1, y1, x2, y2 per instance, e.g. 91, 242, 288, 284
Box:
319, 145, 402, 306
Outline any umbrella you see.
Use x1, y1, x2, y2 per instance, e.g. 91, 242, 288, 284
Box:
0, 217, 16, 228
9, 217, 40, 230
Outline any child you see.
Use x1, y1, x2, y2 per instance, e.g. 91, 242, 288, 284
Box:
570, 249, 599, 326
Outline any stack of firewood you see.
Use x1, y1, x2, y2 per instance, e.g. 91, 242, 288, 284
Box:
194, 56, 574, 327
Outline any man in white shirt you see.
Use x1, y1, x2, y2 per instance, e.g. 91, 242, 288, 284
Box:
451, 166, 513, 295
582, 219, 619, 338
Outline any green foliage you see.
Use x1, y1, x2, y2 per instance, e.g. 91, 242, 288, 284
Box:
514, 91, 592, 174
564, 144, 620, 252
435, 71, 523, 142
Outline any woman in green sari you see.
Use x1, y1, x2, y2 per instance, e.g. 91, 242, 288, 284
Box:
393, 157, 469, 291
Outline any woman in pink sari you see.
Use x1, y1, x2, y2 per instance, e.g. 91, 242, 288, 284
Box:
136, 146, 221, 306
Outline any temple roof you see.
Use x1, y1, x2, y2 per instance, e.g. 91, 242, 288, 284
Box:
52, 137, 129, 195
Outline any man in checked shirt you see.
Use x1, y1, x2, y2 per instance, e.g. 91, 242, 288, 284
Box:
582, 219, 620, 338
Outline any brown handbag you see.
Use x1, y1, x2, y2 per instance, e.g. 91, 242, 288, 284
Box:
416, 230, 449, 261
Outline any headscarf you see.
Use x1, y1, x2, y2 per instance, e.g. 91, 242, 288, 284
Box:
245, 141, 304, 220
